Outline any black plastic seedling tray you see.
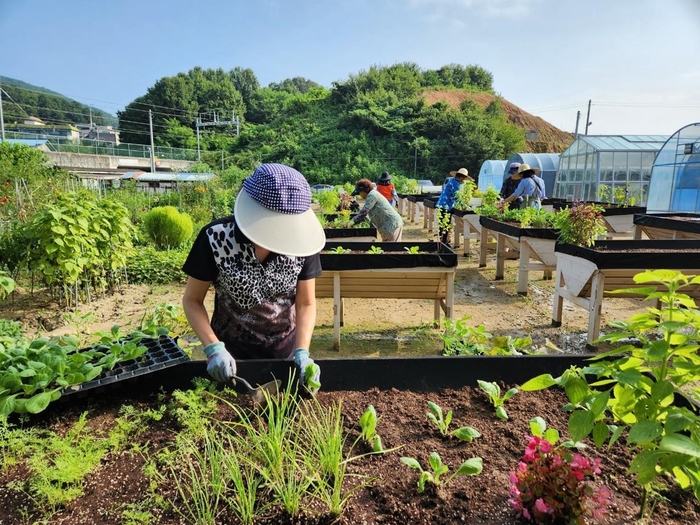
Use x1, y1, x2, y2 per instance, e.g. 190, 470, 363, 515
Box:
60, 335, 190, 400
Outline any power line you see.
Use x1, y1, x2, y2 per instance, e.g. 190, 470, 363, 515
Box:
1, 82, 200, 118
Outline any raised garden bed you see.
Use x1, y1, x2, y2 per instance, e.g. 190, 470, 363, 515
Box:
323, 227, 378, 242
553, 201, 647, 237
552, 239, 700, 345
479, 216, 559, 295
4, 355, 699, 525
318, 241, 457, 348
633, 212, 700, 240
405, 193, 442, 224
449, 208, 498, 256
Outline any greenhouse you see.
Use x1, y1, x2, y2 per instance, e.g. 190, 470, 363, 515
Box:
476, 159, 507, 192
503, 153, 560, 197
646, 123, 700, 213
553, 135, 668, 205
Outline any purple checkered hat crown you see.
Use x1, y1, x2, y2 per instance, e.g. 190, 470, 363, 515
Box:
242, 163, 311, 215
508, 162, 521, 172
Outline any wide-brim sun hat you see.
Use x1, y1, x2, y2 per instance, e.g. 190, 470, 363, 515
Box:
449, 167, 472, 179
234, 163, 326, 257
378, 171, 392, 182
517, 163, 540, 174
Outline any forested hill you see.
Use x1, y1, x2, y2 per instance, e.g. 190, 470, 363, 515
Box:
0, 76, 117, 127
117, 63, 571, 185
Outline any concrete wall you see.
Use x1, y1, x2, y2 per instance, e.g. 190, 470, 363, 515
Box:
45, 151, 194, 172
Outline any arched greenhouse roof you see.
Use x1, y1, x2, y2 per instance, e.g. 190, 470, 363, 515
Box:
568, 135, 669, 152
646, 123, 700, 213
477, 160, 507, 192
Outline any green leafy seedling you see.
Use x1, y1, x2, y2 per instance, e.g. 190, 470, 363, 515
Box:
367, 246, 384, 254
328, 246, 349, 254
359, 405, 378, 441
477, 380, 518, 420
400, 452, 483, 493
427, 401, 452, 436
304, 363, 321, 391
426, 401, 480, 441
404, 246, 421, 254
358, 405, 385, 452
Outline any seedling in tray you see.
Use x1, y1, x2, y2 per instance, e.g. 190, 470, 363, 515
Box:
366, 246, 384, 254
328, 246, 350, 254
400, 452, 483, 493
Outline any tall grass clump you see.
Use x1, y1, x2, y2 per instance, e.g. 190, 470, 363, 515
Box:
143, 206, 194, 249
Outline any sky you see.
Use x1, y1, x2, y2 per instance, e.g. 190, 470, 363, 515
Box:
1, 0, 699, 137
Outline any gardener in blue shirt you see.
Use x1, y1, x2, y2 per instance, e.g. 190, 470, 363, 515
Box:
436, 167, 472, 245
503, 163, 546, 210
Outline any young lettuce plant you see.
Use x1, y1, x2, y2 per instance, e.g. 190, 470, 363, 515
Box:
358, 405, 384, 452
477, 380, 518, 420
400, 452, 483, 493
520, 270, 700, 523
426, 401, 481, 442
367, 246, 384, 254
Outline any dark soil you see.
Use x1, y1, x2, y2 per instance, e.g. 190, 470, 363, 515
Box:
1, 382, 699, 525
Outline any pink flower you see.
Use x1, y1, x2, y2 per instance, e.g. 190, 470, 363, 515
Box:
518, 461, 528, 472
593, 457, 603, 475
522, 508, 531, 520
510, 471, 519, 485
508, 497, 522, 511
538, 439, 553, 454
535, 498, 552, 514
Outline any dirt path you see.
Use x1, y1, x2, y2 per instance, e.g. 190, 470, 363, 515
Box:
0, 222, 648, 358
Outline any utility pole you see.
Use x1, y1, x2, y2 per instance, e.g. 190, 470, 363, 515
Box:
574, 111, 581, 140
0, 84, 5, 141
197, 111, 239, 163
221, 150, 224, 170
196, 117, 201, 161
148, 109, 156, 172
414, 139, 418, 178
584, 99, 592, 135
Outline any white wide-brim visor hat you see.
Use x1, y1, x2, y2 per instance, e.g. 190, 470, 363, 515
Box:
234, 163, 326, 257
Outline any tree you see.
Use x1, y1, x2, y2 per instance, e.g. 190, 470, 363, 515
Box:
229, 67, 260, 109
117, 68, 245, 145
269, 77, 320, 94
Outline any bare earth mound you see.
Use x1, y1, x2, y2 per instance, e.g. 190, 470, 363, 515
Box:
422, 90, 573, 153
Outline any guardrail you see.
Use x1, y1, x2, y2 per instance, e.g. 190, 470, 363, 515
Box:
5, 132, 198, 161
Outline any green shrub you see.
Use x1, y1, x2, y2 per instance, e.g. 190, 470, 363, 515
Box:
126, 247, 188, 284
143, 206, 194, 249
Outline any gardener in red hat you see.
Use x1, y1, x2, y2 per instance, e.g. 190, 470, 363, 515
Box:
182, 163, 325, 394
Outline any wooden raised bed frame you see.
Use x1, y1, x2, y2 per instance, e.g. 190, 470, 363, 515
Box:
633, 213, 700, 241
478, 216, 558, 295
552, 240, 700, 346
316, 241, 457, 350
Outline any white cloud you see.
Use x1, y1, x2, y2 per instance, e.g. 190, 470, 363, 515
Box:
409, 0, 538, 18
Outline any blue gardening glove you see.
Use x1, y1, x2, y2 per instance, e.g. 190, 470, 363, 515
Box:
204, 342, 237, 383
293, 348, 321, 395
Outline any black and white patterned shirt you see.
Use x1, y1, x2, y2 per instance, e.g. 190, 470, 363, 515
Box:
183, 216, 322, 359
